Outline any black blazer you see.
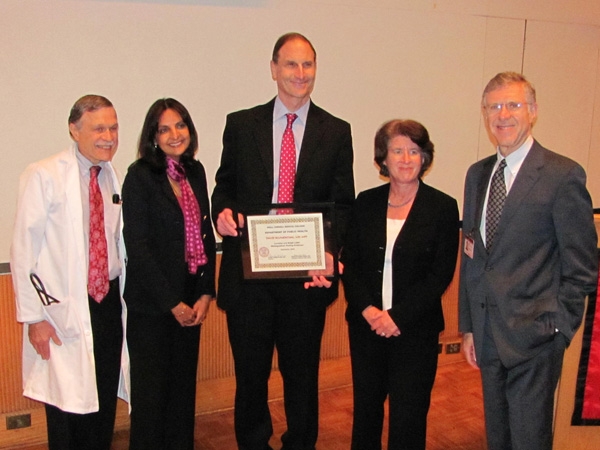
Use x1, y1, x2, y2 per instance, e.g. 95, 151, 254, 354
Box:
211, 98, 355, 311
342, 182, 459, 335
122, 159, 216, 315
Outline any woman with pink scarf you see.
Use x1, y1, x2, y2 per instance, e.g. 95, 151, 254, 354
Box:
122, 98, 216, 450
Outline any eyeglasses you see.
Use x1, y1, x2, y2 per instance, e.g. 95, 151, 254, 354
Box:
484, 102, 529, 115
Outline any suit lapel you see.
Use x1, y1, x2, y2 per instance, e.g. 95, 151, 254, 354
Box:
495, 142, 543, 239
395, 182, 422, 244
186, 167, 210, 223
295, 102, 323, 186
159, 172, 180, 208
475, 157, 496, 231
161, 164, 208, 210
365, 185, 390, 271
253, 100, 276, 188
395, 182, 436, 246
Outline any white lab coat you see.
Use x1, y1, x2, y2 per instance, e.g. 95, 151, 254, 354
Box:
10, 143, 130, 414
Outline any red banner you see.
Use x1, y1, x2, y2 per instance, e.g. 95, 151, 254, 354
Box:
572, 252, 600, 425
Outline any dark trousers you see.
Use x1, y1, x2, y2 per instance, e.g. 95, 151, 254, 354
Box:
45, 279, 122, 450
348, 320, 439, 450
480, 315, 566, 450
127, 310, 201, 450
226, 283, 327, 450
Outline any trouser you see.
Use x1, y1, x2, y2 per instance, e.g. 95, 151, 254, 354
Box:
46, 278, 122, 450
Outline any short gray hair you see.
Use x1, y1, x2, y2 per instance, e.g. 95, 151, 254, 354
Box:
482, 72, 536, 105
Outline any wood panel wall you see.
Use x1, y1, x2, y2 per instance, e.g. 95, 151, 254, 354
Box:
0, 277, 39, 415
0, 253, 463, 448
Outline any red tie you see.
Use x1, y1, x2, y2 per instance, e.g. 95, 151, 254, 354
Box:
277, 113, 298, 205
88, 166, 109, 302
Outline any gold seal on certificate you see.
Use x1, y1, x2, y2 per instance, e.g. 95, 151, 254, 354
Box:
239, 203, 337, 281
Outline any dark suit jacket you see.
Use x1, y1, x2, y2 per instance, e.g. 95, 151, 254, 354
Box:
122, 159, 216, 314
342, 182, 459, 335
459, 140, 598, 367
211, 98, 355, 311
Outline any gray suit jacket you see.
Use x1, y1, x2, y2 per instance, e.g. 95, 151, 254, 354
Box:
458, 140, 597, 368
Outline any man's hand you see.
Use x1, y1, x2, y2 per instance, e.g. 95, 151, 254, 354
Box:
303, 258, 342, 289
216, 208, 244, 237
28, 321, 62, 360
303, 275, 332, 289
462, 332, 479, 369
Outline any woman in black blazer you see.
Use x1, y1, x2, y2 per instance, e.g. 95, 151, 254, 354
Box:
122, 99, 216, 450
342, 120, 459, 450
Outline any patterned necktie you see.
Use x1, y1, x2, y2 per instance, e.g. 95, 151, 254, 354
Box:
277, 113, 298, 205
485, 159, 507, 253
88, 166, 109, 302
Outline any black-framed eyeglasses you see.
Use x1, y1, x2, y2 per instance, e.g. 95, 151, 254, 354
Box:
29, 273, 61, 306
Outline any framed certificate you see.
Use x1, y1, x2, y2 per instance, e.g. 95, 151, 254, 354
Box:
239, 203, 337, 281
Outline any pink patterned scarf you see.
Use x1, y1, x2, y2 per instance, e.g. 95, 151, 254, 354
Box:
166, 157, 207, 274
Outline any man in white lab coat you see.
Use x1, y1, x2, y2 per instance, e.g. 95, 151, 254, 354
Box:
10, 95, 129, 450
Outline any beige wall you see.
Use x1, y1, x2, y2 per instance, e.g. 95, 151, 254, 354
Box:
1, 4, 599, 442
0, 0, 599, 261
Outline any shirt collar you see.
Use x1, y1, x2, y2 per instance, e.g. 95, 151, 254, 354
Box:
496, 135, 534, 173
274, 96, 310, 125
75, 144, 107, 177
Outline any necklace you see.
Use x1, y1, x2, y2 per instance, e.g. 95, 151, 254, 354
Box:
387, 182, 419, 208
387, 197, 414, 208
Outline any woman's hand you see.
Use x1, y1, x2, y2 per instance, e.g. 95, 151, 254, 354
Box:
362, 306, 401, 338
171, 302, 195, 326
189, 295, 213, 326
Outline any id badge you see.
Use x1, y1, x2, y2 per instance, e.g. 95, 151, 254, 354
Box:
463, 234, 474, 259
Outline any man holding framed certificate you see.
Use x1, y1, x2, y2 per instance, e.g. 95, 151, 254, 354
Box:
212, 32, 355, 450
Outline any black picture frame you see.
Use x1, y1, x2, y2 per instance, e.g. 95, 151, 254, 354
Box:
237, 202, 337, 282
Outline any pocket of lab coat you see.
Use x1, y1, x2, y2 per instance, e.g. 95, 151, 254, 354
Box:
43, 297, 81, 339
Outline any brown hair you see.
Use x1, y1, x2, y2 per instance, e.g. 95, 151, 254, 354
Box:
374, 119, 434, 178
272, 32, 316, 63
68, 95, 113, 126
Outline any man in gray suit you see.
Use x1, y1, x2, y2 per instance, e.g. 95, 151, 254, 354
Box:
459, 71, 598, 450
